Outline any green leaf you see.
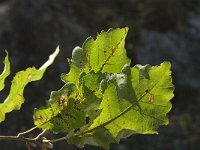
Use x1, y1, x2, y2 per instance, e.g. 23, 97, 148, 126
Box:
76, 62, 174, 147
34, 71, 106, 133
34, 82, 86, 133
0, 51, 10, 91
61, 27, 130, 85
0, 47, 59, 123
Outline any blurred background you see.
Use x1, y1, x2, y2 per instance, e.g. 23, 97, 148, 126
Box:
0, 0, 199, 149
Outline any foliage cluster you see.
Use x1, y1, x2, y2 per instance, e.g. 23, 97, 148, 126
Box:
0, 27, 174, 149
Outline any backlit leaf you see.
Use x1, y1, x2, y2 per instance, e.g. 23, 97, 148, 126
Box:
0, 51, 10, 91
34, 82, 86, 133
0, 47, 59, 123
61, 27, 130, 85
73, 62, 174, 148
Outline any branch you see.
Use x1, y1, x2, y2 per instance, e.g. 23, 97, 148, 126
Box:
0, 129, 52, 149
0, 135, 35, 143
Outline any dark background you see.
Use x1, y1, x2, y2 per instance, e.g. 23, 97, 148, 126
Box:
0, 0, 199, 149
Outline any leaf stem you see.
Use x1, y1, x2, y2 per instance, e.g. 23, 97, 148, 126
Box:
43, 136, 66, 143
35, 129, 47, 140
17, 126, 38, 137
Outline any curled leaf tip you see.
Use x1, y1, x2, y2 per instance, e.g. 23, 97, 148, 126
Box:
39, 47, 60, 70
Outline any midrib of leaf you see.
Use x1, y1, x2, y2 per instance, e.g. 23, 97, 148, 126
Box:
99, 29, 128, 72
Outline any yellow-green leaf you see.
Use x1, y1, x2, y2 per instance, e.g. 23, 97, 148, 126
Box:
61, 27, 130, 85
0, 51, 10, 91
81, 62, 174, 146
0, 47, 59, 123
